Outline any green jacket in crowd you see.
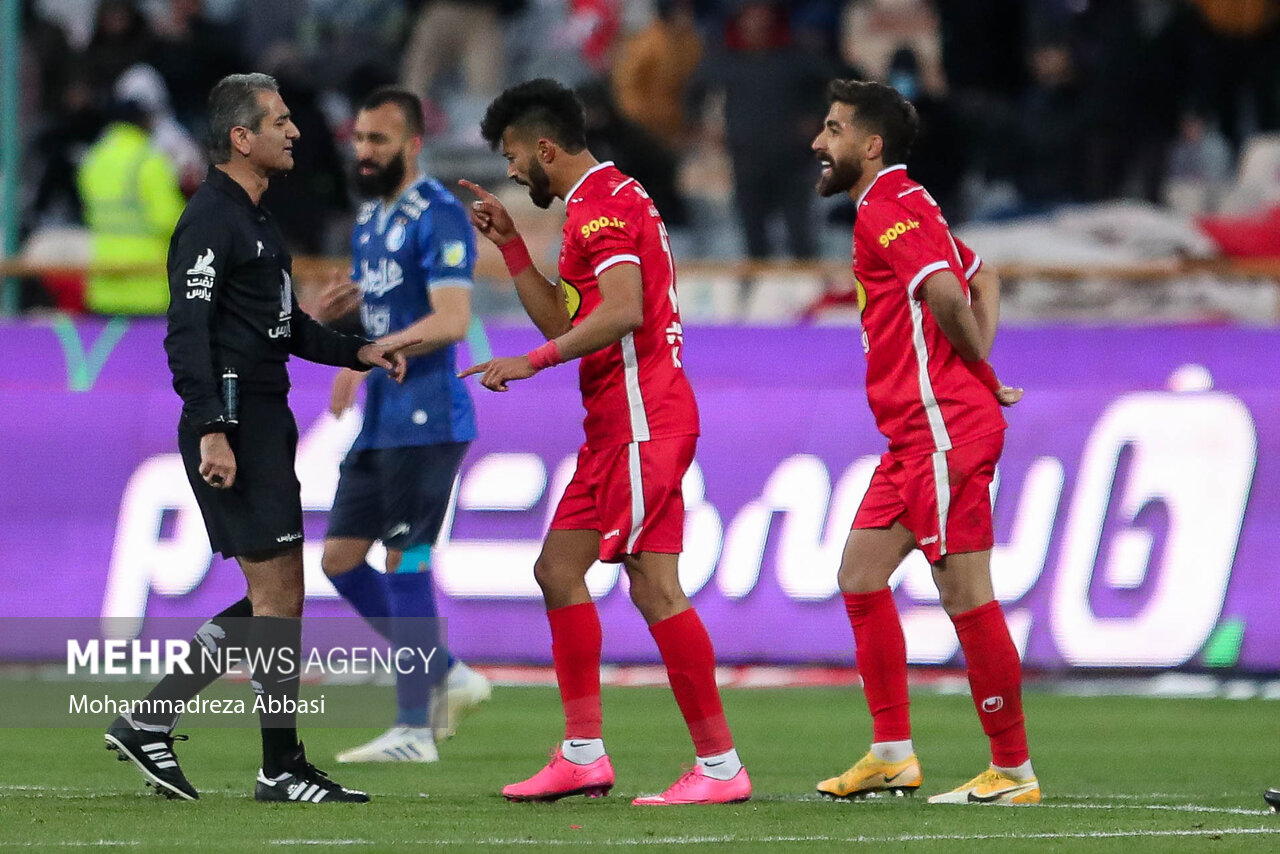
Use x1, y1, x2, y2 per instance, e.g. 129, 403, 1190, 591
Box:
77, 122, 185, 315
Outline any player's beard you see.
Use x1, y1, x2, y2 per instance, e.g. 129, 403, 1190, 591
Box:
816, 156, 861, 198
354, 152, 407, 199
526, 159, 555, 209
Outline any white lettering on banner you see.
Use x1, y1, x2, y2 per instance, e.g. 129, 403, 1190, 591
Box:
102, 455, 218, 638
892, 456, 1065, 662
101, 369, 1258, 669
430, 455, 719, 599
102, 409, 366, 637
1051, 387, 1256, 667
716, 455, 877, 601
458, 453, 547, 510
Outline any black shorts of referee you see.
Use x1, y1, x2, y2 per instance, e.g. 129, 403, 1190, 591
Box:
179, 393, 303, 559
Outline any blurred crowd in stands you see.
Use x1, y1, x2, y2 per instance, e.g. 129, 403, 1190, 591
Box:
11, 0, 1280, 314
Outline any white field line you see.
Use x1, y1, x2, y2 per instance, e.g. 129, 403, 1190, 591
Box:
1041, 802, 1265, 816
11, 827, 1280, 848
756, 791, 1266, 815
1, 783, 1270, 816
5, 843, 141, 848
265, 828, 1280, 846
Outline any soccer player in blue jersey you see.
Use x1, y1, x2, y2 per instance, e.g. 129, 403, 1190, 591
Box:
322, 87, 491, 763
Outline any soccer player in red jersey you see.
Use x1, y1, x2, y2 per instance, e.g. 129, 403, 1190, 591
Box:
458, 79, 750, 806
809, 80, 1040, 805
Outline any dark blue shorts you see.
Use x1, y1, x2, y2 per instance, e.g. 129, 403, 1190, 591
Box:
326, 442, 470, 550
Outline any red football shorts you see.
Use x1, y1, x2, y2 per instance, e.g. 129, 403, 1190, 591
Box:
852, 430, 1003, 563
550, 435, 696, 563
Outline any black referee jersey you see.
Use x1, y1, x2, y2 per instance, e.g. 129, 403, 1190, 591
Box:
164, 166, 370, 434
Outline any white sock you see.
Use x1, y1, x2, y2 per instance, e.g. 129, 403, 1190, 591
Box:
696, 747, 743, 781
561, 738, 606, 765
993, 759, 1035, 780
870, 740, 915, 763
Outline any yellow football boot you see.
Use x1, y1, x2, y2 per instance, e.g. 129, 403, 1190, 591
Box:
816, 751, 922, 799
927, 766, 1041, 805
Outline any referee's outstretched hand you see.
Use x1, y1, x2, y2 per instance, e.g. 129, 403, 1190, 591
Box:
357, 339, 419, 383
458, 179, 518, 247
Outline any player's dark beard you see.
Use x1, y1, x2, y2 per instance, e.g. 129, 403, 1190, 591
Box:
526, 160, 555, 209
816, 157, 862, 198
354, 152, 407, 199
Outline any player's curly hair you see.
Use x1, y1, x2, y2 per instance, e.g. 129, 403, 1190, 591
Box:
827, 79, 919, 166
479, 79, 588, 154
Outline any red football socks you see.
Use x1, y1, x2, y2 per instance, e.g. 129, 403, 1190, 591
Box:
547, 602, 603, 740
650, 608, 734, 756
843, 589, 912, 742
953, 600, 1029, 767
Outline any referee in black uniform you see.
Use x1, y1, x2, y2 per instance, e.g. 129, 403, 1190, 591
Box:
104, 73, 410, 804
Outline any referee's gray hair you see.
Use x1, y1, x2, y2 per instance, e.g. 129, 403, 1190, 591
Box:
206, 73, 280, 164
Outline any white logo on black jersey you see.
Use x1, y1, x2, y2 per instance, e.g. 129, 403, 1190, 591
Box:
187, 249, 216, 277
185, 248, 216, 300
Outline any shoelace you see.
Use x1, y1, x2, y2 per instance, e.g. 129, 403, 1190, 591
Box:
973, 769, 1005, 788
665, 767, 702, 796
299, 762, 349, 793
145, 732, 189, 750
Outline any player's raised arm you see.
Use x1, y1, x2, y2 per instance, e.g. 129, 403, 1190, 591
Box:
540, 262, 643, 361
459, 178, 571, 340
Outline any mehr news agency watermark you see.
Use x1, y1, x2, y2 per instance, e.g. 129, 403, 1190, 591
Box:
64, 636, 441, 719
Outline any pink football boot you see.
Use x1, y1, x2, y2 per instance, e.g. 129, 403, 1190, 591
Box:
502, 749, 615, 802
632, 765, 752, 806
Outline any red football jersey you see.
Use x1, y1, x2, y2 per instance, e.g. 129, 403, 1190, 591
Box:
852, 165, 1005, 456
558, 162, 699, 448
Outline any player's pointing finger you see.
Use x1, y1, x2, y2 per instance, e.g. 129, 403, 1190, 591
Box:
458, 179, 494, 201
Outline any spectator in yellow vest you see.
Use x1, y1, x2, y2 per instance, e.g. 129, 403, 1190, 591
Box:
76, 99, 185, 315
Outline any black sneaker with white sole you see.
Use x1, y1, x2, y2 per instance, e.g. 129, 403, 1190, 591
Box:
104, 714, 198, 801
254, 743, 370, 804
1265, 788, 1280, 813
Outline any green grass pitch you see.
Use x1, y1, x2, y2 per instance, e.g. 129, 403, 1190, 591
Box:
0, 683, 1276, 851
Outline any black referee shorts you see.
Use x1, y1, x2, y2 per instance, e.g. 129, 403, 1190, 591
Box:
178, 393, 303, 559
326, 442, 470, 550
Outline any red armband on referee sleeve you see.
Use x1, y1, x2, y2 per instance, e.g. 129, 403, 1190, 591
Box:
970, 359, 1002, 393
528, 339, 563, 371
499, 237, 534, 278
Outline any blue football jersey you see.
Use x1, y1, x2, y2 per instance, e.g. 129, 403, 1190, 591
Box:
350, 176, 477, 449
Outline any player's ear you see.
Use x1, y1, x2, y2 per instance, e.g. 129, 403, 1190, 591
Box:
406, 134, 424, 161
537, 138, 554, 163
866, 134, 884, 161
